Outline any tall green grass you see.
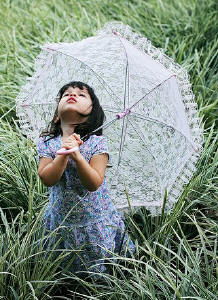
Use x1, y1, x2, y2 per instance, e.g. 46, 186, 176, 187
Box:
0, 0, 217, 298
0, 119, 47, 220
0, 206, 83, 299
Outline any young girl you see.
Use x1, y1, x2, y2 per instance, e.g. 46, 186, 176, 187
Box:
36, 81, 135, 278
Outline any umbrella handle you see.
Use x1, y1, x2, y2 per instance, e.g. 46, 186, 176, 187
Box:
56, 147, 79, 155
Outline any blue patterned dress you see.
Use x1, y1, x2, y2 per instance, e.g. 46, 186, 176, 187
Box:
36, 133, 135, 277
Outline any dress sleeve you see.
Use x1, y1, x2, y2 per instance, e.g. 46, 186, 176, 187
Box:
91, 135, 110, 162
36, 136, 53, 163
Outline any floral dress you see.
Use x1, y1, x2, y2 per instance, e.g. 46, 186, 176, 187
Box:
36, 133, 135, 278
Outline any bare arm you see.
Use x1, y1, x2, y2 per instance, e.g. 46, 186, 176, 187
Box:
71, 151, 108, 192
38, 152, 108, 191
38, 155, 69, 187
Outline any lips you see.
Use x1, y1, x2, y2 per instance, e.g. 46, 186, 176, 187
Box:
67, 97, 77, 103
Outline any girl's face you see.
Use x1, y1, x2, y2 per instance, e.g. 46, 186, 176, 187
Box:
57, 86, 93, 122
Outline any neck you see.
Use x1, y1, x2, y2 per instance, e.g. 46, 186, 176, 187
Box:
61, 122, 77, 139
59, 114, 89, 139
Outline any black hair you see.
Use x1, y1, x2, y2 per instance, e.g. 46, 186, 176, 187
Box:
39, 81, 106, 142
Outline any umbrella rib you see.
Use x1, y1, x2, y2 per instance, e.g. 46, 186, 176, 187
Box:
123, 63, 129, 108
112, 31, 130, 109
117, 117, 128, 167
112, 33, 130, 168
101, 105, 122, 112
129, 74, 176, 111
128, 118, 161, 186
45, 47, 122, 109
81, 117, 118, 140
111, 116, 129, 180
19, 102, 54, 107
128, 119, 157, 161
130, 112, 197, 152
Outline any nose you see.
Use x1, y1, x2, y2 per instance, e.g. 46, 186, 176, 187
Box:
70, 93, 76, 97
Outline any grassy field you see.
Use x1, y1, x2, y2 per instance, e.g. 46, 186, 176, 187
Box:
0, 0, 217, 299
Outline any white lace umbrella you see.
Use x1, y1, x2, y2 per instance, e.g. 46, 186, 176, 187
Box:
15, 21, 204, 216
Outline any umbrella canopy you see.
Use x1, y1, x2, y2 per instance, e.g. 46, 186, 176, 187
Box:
16, 21, 204, 215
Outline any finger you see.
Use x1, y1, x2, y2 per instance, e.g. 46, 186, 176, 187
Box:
73, 133, 80, 140
67, 137, 76, 143
73, 134, 83, 145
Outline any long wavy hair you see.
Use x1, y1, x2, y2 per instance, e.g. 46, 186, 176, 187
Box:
40, 81, 106, 142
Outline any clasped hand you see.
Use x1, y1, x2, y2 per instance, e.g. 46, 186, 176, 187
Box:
61, 133, 83, 159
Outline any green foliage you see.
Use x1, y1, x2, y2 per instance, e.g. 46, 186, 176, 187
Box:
0, 119, 48, 220
0, 0, 217, 298
0, 207, 82, 299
